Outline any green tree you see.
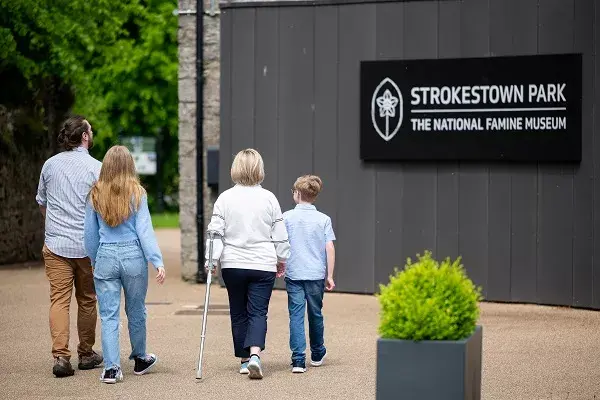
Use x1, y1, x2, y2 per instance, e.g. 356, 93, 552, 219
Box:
0, 0, 139, 153
1, 0, 180, 212
0, 0, 137, 89
76, 0, 179, 211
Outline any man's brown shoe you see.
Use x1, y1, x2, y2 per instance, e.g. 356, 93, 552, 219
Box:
78, 351, 103, 370
53, 357, 74, 377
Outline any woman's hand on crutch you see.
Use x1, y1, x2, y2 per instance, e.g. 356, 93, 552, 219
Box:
204, 260, 219, 275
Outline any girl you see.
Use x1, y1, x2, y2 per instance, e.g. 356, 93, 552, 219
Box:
84, 145, 166, 384
205, 148, 290, 379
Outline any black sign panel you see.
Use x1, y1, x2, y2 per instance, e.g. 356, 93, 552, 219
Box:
360, 54, 582, 162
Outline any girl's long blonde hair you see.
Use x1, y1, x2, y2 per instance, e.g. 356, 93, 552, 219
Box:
90, 145, 145, 227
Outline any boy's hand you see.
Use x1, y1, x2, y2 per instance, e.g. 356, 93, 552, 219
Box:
276, 261, 286, 278
325, 277, 335, 291
156, 267, 166, 285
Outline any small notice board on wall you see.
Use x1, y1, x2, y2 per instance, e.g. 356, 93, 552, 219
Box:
121, 136, 157, 175
360, 53, 582, 162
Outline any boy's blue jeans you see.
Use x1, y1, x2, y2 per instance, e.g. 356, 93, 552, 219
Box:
285, 278, 326, 363
93, 241, 148, 370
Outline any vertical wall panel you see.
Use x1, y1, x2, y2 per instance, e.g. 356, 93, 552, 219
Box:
593, 0, 600, 308
254, 8, 280, 194
337, 4, 376, 293
231, 9, 256, 152
486, 0, 513, 301
435, 1, 461, 262
509, 0, 538, 303
458, 0, 489, 293
277, 7, 315, 211
313, 6, 339, 231
401, 1, 438, 261
573, 0, 594, 308
374, 1, 405, 288
219, 9, 233, 191
536, 0, 575, 306
374, 171, 404, 286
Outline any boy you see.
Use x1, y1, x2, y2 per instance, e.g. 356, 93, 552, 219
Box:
282, 175, 336, 373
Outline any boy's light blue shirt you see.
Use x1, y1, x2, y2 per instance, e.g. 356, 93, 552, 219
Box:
283, 204, 336, 281
84, 195, 164, 269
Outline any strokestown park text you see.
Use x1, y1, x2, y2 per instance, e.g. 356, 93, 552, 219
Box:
408, 83, 568, 133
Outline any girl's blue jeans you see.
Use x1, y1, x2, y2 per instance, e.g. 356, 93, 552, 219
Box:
93, 241, 148, 370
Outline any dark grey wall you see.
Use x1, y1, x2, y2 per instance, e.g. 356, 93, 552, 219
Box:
219, 0, 599, 308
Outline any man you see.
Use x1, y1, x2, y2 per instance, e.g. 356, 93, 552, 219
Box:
36, 115, 103, 377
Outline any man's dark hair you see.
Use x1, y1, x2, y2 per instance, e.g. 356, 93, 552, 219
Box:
58, 115, 89, 150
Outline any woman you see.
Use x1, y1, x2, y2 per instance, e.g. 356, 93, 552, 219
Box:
84, 145, 166, 384
205, 148, 290, 379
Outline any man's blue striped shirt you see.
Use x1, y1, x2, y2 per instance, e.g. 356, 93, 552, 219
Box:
36, 147, 102, 258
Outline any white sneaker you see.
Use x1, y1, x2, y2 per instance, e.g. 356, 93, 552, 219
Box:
240, 361, 249, 374
291, 359, 306, 373
247, 355, 263, 379
310, 351, 327, 367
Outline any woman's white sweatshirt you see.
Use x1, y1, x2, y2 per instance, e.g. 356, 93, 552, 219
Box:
204, 184, 290, 272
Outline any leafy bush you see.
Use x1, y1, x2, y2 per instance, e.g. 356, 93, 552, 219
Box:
378, 250, 482, 341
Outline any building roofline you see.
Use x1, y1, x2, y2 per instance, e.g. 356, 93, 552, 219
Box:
220, 0, 437, 10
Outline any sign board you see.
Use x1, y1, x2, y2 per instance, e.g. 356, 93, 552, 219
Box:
360, 54, 582, 162
121, 136, 157, 175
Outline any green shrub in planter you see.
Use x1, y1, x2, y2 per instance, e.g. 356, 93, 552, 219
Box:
377, 250, 482, 341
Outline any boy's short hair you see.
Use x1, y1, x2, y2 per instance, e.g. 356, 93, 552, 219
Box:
231, 148, 265, 186
293, 175, 323, 203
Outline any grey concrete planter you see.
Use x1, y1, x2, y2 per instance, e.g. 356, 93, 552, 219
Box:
376, 325, 483, 400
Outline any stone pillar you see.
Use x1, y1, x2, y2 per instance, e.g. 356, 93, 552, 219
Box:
178, 0, 221, 281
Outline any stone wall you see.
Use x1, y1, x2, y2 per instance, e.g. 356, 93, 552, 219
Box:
178, 0, 221, 281
0, 107, 51, 265
0, 152, 46, 265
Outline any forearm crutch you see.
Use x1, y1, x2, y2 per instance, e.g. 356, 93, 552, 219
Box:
196, 230, 217, 379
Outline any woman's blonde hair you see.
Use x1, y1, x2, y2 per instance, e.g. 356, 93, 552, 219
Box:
293, 175, 323, 203
230, 148, 265, 186
89, 145, 146, 227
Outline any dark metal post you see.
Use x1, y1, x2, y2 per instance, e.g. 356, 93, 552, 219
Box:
195, 0, 206, 283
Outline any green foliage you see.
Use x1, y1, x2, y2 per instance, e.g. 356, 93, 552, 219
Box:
77, 0, 178, 147
377, 250, 483, 341
76, 0, 179, 211
0, 0, 137, 88
1, 0, 180, 212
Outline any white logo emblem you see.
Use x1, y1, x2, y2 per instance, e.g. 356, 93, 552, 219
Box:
371, 77, 403, 142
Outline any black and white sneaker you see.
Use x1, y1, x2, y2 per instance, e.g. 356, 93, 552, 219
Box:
311, 351, 327, 367
100, 367, 123, 384
291, 360, 306, 373
134, 353, 158, 375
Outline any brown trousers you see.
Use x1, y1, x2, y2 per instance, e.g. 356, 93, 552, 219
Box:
42, 245, 97, 360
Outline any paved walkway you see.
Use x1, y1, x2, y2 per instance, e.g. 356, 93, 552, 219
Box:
2, 229, 600, 399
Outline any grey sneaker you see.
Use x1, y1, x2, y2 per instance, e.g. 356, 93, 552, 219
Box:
78, 350, 103, 370
53, 357, 74, 378
247, 355, 263, 379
